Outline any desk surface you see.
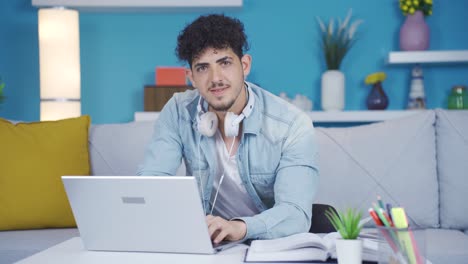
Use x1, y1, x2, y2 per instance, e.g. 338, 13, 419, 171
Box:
16, 237, 252, 264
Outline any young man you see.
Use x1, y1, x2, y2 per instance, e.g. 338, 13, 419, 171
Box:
138, 14, 319, 244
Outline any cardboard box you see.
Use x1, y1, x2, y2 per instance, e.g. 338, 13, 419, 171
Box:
155, 67, 186, 86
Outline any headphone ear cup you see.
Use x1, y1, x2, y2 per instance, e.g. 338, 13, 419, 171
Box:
198, 112, 218, 137
224, 112, 240, 137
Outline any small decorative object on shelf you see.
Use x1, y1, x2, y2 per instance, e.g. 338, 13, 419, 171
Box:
365, 72, 389, 110
279, 92, 313, 112
326, 208, 363, 264
292, 94, 313, 112
448, 85, 468, 110
279, 92, 292, 103
407, 65, 426, 109
398, 0, 433, 51
316, 9, 363, 112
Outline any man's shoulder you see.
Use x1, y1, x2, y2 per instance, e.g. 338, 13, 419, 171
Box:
251, 84, 307, 126
166, 89, 198, 119
172, 89, 198, 104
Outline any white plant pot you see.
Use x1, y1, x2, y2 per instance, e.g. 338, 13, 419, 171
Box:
321, 70, 345, 111
336, 239, 362, 264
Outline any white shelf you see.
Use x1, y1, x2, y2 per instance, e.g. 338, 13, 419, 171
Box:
134, 111, 423, 123
32, 0, 242, 11
308, 110, 422, 122
388, 50, 468, 64
135, 112, 161, 122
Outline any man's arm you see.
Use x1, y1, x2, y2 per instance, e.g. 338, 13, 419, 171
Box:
137, 97, 183, 176
238, 113, 319, 240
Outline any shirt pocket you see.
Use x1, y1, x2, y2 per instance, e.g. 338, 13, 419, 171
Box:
183, 155, 210, 200
250, 173, 276, 205
183, 145, 210, 181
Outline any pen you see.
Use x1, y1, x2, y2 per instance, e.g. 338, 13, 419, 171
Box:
373, 203, 403, 250
373, 203, 391, 227
380, 208, 394, 227
386, 203, 393, 221
369, 208, 400, 254
368, 208, 383, 226
377, 195, 385, 210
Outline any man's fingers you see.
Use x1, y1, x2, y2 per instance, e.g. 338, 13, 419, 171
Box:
213, 230, 229, 244
206, 215, 222, 226
207, 220, 223, 237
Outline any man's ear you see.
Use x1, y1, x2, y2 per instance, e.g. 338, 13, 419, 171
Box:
241, 54, 252, 78
186, 68, 195, 87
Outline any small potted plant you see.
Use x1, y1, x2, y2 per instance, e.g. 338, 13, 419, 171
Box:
316, 9, 363, 111
0, 76, 5, 105
326, 208, 363, 264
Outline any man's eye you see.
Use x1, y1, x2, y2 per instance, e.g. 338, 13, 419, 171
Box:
196, 66, 207, 72
221, 61, 231, 66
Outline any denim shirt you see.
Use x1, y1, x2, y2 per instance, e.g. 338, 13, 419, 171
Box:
137, 82, 319, 240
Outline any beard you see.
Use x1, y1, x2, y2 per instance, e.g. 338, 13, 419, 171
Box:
207, 81, 242, 112
210, 98, 237, 112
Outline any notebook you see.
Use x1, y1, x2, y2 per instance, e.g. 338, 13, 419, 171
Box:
62, 176, 238, 254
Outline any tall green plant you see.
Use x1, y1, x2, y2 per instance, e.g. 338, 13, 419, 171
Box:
0, 76, 5, 104
316, 9, 363, 70
325, 208, 362, 240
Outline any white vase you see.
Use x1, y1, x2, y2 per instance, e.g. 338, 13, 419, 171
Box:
336, 239, 362, 264
321, 70, 345, 111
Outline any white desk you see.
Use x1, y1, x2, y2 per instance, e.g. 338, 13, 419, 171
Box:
15, 237, 251, 264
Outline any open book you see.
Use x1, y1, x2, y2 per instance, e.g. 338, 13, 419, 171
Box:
244, 231, 380, 263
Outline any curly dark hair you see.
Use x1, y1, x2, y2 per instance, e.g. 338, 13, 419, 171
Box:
176, 14, 250, 67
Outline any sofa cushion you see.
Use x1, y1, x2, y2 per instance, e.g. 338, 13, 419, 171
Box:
314, 111, 439, 228
436, 109, 468, 229
0, 116, 91, 231
423, 228, 468, 264
89, 121, 155, 175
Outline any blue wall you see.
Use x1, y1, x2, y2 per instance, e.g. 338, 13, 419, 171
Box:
1, 0, 467, 123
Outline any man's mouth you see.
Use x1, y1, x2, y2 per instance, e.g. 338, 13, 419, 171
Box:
209, 86, 228, 97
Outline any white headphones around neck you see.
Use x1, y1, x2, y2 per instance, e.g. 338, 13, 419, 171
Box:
196, 84, 255, 138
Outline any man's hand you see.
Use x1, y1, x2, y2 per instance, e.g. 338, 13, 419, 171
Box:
206, 215, 247, 244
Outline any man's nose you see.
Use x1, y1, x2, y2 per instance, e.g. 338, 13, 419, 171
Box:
210, 66, 223, 84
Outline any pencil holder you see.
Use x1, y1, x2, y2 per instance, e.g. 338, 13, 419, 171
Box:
376, 226, 427, 264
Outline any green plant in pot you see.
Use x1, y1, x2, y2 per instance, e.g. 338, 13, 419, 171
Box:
0, 76, 5, 105
316, 9, 363, 111
326, 208, 363, 264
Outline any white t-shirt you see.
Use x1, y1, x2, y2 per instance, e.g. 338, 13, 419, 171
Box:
211, 130, 260, 219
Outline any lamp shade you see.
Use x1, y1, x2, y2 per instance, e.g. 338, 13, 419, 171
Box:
38, 8, 81, 121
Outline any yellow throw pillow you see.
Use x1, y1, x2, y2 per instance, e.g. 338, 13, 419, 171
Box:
0, 115, 91, 230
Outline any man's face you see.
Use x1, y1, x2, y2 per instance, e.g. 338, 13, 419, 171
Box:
187, 47, 251, 113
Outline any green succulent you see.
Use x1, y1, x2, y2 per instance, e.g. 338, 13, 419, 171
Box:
0, 77, 5, 104
325, 208, 362, 239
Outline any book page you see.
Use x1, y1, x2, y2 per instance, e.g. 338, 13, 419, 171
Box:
245, 247, 329, 262
249, 232, 328, 253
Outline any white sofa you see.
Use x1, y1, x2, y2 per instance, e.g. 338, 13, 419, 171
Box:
1, 109, 467, 264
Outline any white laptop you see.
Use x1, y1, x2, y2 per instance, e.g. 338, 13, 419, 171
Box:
62, 176, 238, 254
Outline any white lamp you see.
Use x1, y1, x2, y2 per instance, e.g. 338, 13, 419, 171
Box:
38, 7, 81, 121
